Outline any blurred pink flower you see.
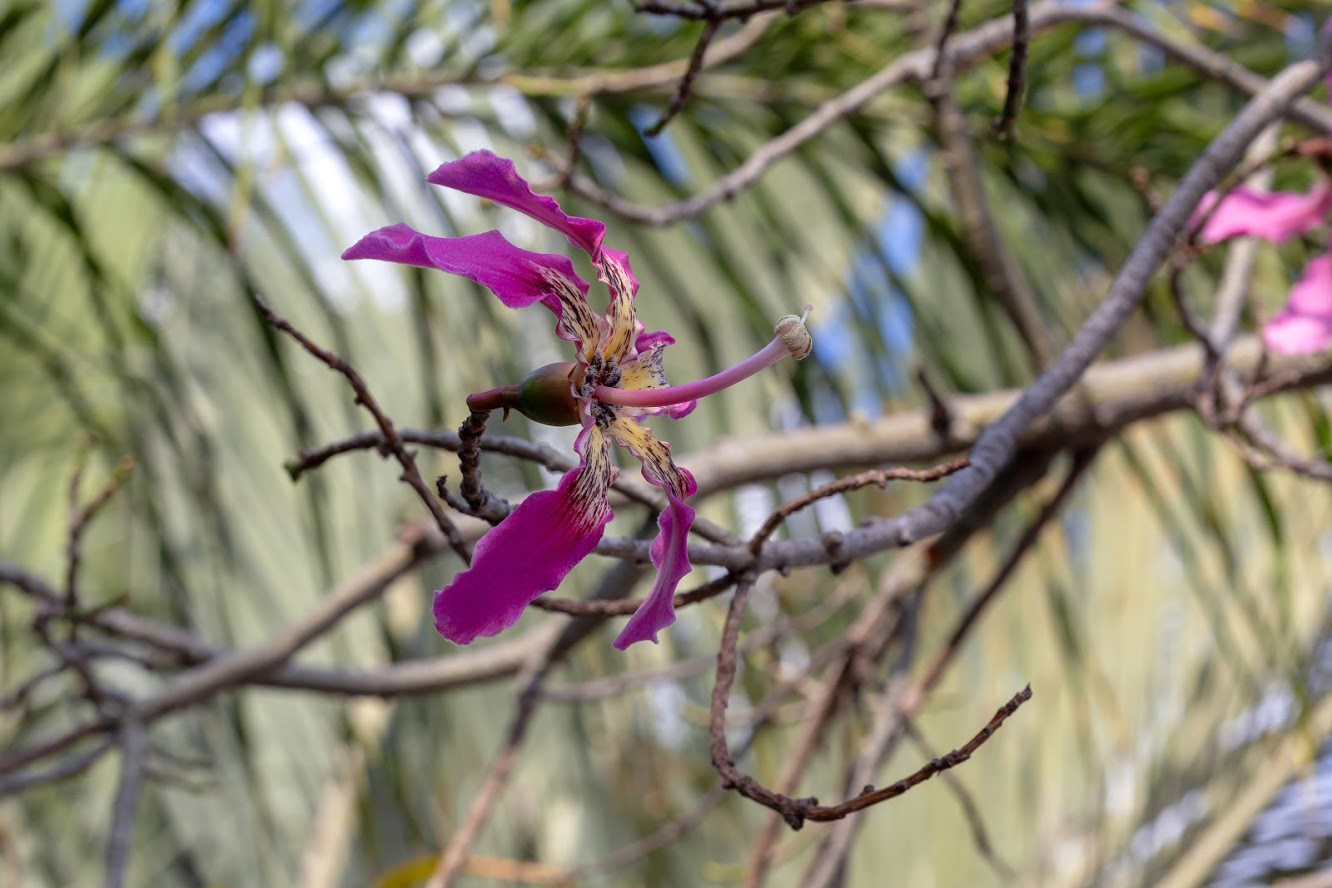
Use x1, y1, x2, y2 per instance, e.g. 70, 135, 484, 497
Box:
343, 151, 810, 649
1196, 182, 1332, 354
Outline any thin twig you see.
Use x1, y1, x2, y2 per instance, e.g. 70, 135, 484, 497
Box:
285, 426, 739, 544
796, 448, 1096, 883
903, 720, 1015, 878
563, 1, 1332, 226
52, 451, 137, 710
915, 366, 956, 438
801, 686, 1033, 885
930, 0, 964, 83
912, 448, 1096, 709
104, 720, 147, 888
0, 661, 69, 713
833, 686, 1031, 819
993, 0, 1029, 138
929, 44, 1054, 372
747, 457, 968, 553
255, 297, 472, 564
0, 718, 111, 778
636, 0, 881, 20
62, 438, 94, 612
710, 567, 1032, 827
0, 738, 115, 796
63, 453, 135, 608
506, 12, 776, 98
427, 683, 543, 888
645, 17, 722, 136
743, 553, 930, 885
533, 569, 739, 616
547, 94, 592, 189
1232, 412, 1332, 482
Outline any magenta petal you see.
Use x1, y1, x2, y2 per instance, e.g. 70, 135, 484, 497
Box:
428, 151, 606, 258
613, 491, 696, 650
664, 400, 698, 419
1285, 253, 1332, 313
343, 223, 600, 348
1196, 185, 1332, 245
635, 330, 677, 351
1263, 254, 1332, 355
434, 468, 612, 645
343, 223, 589, 310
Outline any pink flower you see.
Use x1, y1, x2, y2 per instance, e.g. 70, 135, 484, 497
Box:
343, 152, 810, 649
1196, 182, 1332, 354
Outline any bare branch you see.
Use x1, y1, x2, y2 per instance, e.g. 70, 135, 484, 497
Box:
709, 565, 1032, 827
0, 719, 111, 781
0, 738, 114, 796
132, 525, 438, 722
256, 297, 472, 563
636, 0, 892, 21
930, 0, 964, 83
285, 426, 740, 545
563, 1, 1332, 225
993, 0, 1030, 138
928, 76, 1055, 372
743, 552, 931, 884
64, 454, 135, 610
724, 57, 1326, 571
104, 720, 147, 888
746, 457, 968, 553
645, 18, 722, 136
1231, 413, 1332, 482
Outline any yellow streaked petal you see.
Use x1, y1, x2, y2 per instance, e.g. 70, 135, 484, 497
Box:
569, 422, 615, 522
539, 264, 601, 360
599, 253, 638, 361
607, 416, 694, 500
617, 343, 669, 391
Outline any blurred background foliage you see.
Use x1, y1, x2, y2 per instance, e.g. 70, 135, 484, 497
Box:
3, 0, 1332, 886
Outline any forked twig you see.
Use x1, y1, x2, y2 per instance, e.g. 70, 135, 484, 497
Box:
708, 574, 1030, 828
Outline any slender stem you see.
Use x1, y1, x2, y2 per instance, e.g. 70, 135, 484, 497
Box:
594, 337, 787, 408
465, 385, 521, 414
